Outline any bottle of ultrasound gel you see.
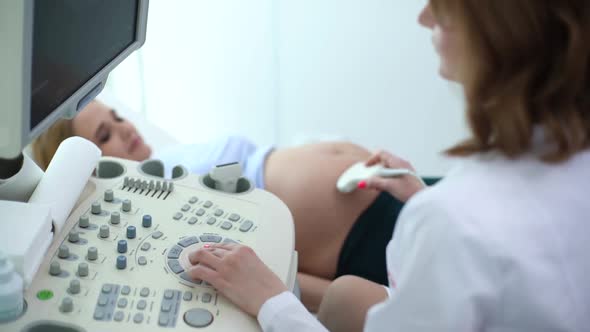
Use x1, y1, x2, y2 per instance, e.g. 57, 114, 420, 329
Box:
0, 252, 24, 322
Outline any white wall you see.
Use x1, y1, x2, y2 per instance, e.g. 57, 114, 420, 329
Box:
277, 0, 468, 175
106, 0, 469, 176
108, 0, 278, 147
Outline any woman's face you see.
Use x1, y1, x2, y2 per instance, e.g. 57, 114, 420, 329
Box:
418, 2, 461, 81
73, 101, 152, 161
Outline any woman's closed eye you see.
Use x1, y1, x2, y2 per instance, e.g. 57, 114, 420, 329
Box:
98, 130, 111, 144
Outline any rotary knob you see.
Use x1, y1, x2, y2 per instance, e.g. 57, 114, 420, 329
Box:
110, 212, 121, 225
60, 297, 74, 313
87, 247, 98, 261
78, 263, 89, 277
104, 189, 114, 202
79, 215, 90, 228
49, 261, 61, 276
122, 199, 132, 212
91, 202, 102, 215
142, 215, 152, 228
126, 226, 136, 239
68, 231, 79, 243
58, 245, 70, 259
99, 225, 110, 238
117, 240, 128, 254
116, 256, 127, 270
69, 279, 81, 294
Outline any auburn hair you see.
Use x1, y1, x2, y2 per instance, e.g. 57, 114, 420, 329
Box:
431, 0, 590, 162
31, 118, 75, 170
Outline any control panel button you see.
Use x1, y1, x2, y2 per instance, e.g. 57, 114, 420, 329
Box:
199, 235, 222, 243
178, 236, 199, 248
173, 212, 183, 220
104, 189, 114, 202
167, 245, 183, 259
58, 245, 70, 259
223, 238, 239, 244
122, 199, 132, 212
116, 256, 127, 270
164, 290, 174, 300
214, 209, 224, 217
140, 242, 151, 251
189, 196, 198, 204
79, 215, 90, 228
183, 308, 214, 328
240, 220, 254, 232
137, 299, 147, 310
102, 284, 112, 294
181, 204, 190, 212
221, 221, 232, 230
60, 297, 74, 313
206, 217, 217, 225
167, 260, 184, 274
94, 311, 105, 320
203, 201, 213, 208
99, 225, 110, 238
228, 213, 241, 222
110, 212, 121, 225
87, 247, 98, 261
91, 202, 102, 215
140, 287, 150, 297
158, 315, 169, 326
114, 311, 125, 322
49, 261, 61, 276
179, 272, 202, 285
142, 215, 152, 228
133, 313, 144, 324
121, 285, 131, 295
202, 293, 212, 303
117, 298, 128, 309
188, 217, 198, 225
152, 231, 164, 239
68, 279, 81, 294
117, 240, 128, 253
195, 209, 206, 216
78, 263, 89, 277
68, 231, 79, 243
126, 226, 136, 239
183, 291, 193, 301
161, 302, 172, 312
138, 256, 147, 265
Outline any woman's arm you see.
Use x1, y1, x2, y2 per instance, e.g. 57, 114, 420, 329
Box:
187, 244, 329, 331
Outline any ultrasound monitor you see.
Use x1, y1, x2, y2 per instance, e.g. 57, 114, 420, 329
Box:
0, 0, 149, 158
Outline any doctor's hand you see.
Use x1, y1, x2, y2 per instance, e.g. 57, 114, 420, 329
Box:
186, 243, 288, 317
363, 150, 425, 202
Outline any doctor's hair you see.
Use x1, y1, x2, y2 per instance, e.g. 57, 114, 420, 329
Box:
32, 119, 75, 170
432, 0, 590, 162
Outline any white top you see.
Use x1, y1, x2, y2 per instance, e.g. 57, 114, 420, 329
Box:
257, 147, 590, 331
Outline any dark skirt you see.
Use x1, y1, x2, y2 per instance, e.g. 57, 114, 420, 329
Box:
335, 177, 440, 285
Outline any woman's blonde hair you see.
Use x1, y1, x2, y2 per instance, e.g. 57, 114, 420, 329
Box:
432, 0, 590, 162
31, 119, 75, 170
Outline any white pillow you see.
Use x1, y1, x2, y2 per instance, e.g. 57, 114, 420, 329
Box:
96, 90, 179, 154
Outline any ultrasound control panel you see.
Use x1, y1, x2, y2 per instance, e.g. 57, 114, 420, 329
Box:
4, 157, 297, 332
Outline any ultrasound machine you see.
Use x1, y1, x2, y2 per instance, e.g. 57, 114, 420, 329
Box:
0, 1, 297, 331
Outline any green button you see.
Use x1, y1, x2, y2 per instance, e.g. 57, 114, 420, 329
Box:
37, 290, 54, 300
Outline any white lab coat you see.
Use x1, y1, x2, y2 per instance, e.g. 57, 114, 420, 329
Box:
257, 147, 590, 331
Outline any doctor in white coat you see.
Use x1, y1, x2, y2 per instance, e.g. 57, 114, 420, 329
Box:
186, 1, 590, 331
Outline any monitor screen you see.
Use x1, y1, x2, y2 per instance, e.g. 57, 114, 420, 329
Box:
30, 0, 138, 130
